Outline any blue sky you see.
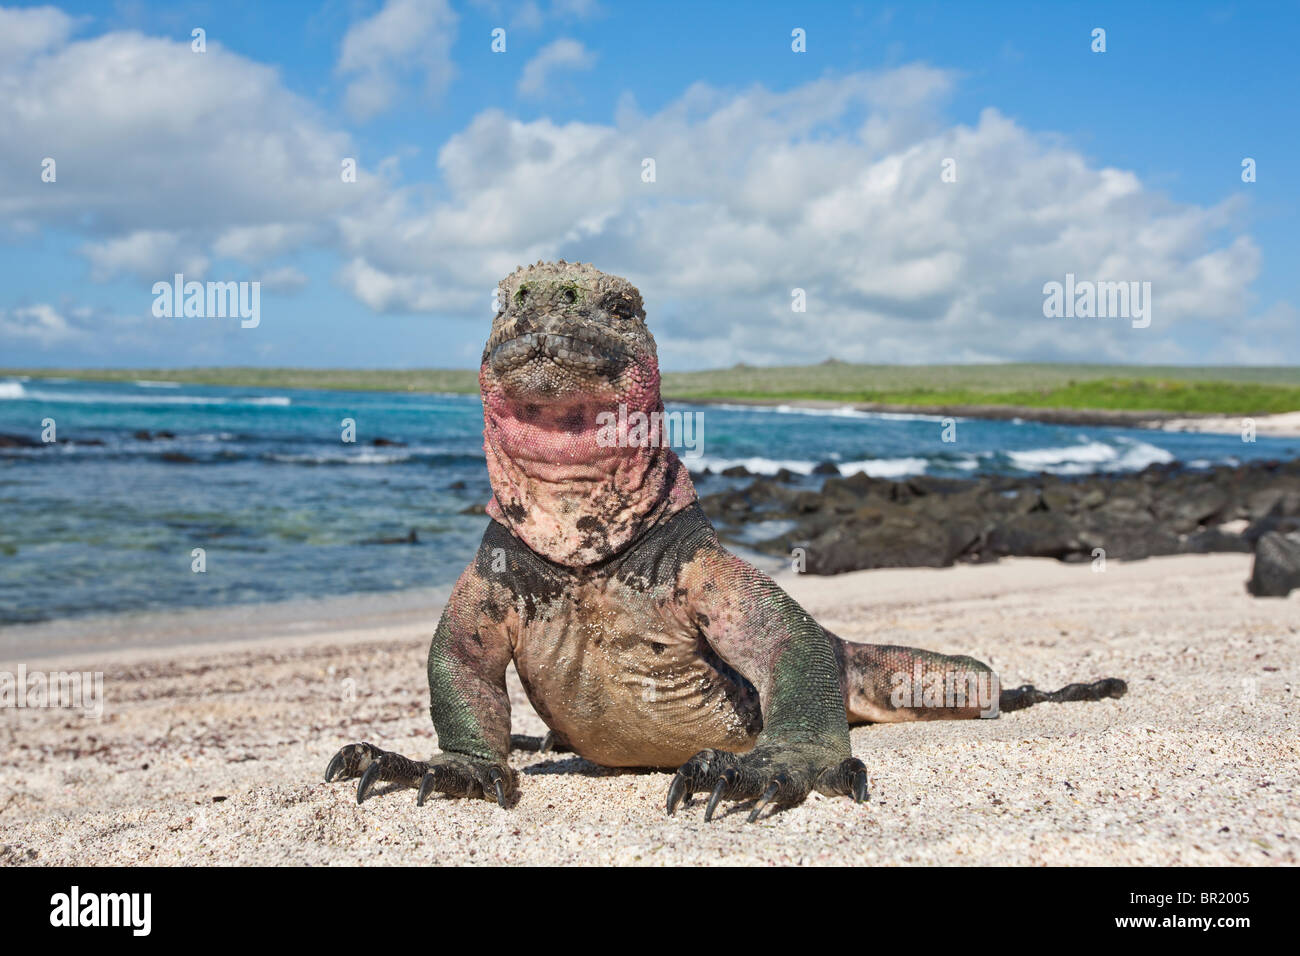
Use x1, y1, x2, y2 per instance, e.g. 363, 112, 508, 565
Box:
1, 0, 1296, 369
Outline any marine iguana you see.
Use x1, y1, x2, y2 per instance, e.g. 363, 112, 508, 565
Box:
325, 261, 1126, 822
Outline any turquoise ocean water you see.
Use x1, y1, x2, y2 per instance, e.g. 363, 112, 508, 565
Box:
1, 376, 1296, 625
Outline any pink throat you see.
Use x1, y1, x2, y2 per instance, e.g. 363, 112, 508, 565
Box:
479, 363, 697, 566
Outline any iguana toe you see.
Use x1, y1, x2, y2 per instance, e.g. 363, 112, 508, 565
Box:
666, 748, 724, 815
815, 756, 870, 804
415, 754, 516, 808
324, 741, 380, 782
356, 762, 383, 804
668, 746, 864, 823
703, 768, 739, 822
745, 777, 784, 823
854, 766, 869, 803
323, 741, 429, 803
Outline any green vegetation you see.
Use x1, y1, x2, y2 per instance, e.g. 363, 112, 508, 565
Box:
3, 363, 1297, 415
659, 362, 1300, 397
660, 367, 1300, 415
665, 380, 1300, 415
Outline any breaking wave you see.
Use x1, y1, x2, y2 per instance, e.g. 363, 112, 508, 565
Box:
695, 456, 930, 478
1007, 437, 1174, 475
12, 389, 291, 407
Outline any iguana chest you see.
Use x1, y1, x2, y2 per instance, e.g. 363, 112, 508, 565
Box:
509, 575, 761, 768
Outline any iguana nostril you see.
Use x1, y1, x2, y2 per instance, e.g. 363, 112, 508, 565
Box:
562, 288, 577, 304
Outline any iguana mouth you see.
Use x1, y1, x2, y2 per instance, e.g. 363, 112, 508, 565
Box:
489, 330, 630, 377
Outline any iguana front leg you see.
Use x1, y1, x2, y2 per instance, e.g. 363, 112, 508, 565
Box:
324, 562, 516, 807
667, 537, 868, 822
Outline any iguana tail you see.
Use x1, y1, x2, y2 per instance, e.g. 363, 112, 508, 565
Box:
831, 636, 1126, 724
997, 678, 1128, 712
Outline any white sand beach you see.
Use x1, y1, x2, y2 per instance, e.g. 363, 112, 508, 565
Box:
1, 553, 1296, 866
1154, 412, 1300, 439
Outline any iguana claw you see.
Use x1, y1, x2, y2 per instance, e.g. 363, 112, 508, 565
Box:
667, 747, 868, 823
413, 754, 517, 808
324, 752, 346, 783
325, 741, 516, 807
324, 741, 376, 782
747, 778, 782, 822
324, 742, 430, 803
703, 768, 737, 822
488, 766, 508, 808
357, 762, 382, 804
852, 764, 869, 803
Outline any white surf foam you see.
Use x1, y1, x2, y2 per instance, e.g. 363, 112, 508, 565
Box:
1008, 438, 1173, 475
16, 389, 291, 407
266, 451, 411, 465
839, 457, 930, 477
697, 402, 955, 424
696, 456, 929, 478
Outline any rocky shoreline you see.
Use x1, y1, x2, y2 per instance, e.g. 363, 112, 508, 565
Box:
696, 458, 1300, 596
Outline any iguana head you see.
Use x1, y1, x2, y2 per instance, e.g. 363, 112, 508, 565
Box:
484, 260, 655, 406
479, 261, 696, 566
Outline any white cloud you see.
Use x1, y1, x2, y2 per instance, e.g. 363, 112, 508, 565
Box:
336, 257, 475, 312
508, 0, 544, 30
337, 0, 458, 121
517, 37, 596, 96
551, 0, 601, 17
0, 298, 255, 361
82, 230, 209, 282
0, 27, 379, 226
1213, 301, 1299, 364
0, 11, 385, 289
332, 67, 1274, 364
469, 0, 600, 30
259, 266, 309, 293
0, 303, 75, 346
0, 5, 77, 63
213, 224, 319, 264
0, 11, 1283, 366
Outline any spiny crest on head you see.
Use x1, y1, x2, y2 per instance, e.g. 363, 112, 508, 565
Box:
496, 261, 646, 321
